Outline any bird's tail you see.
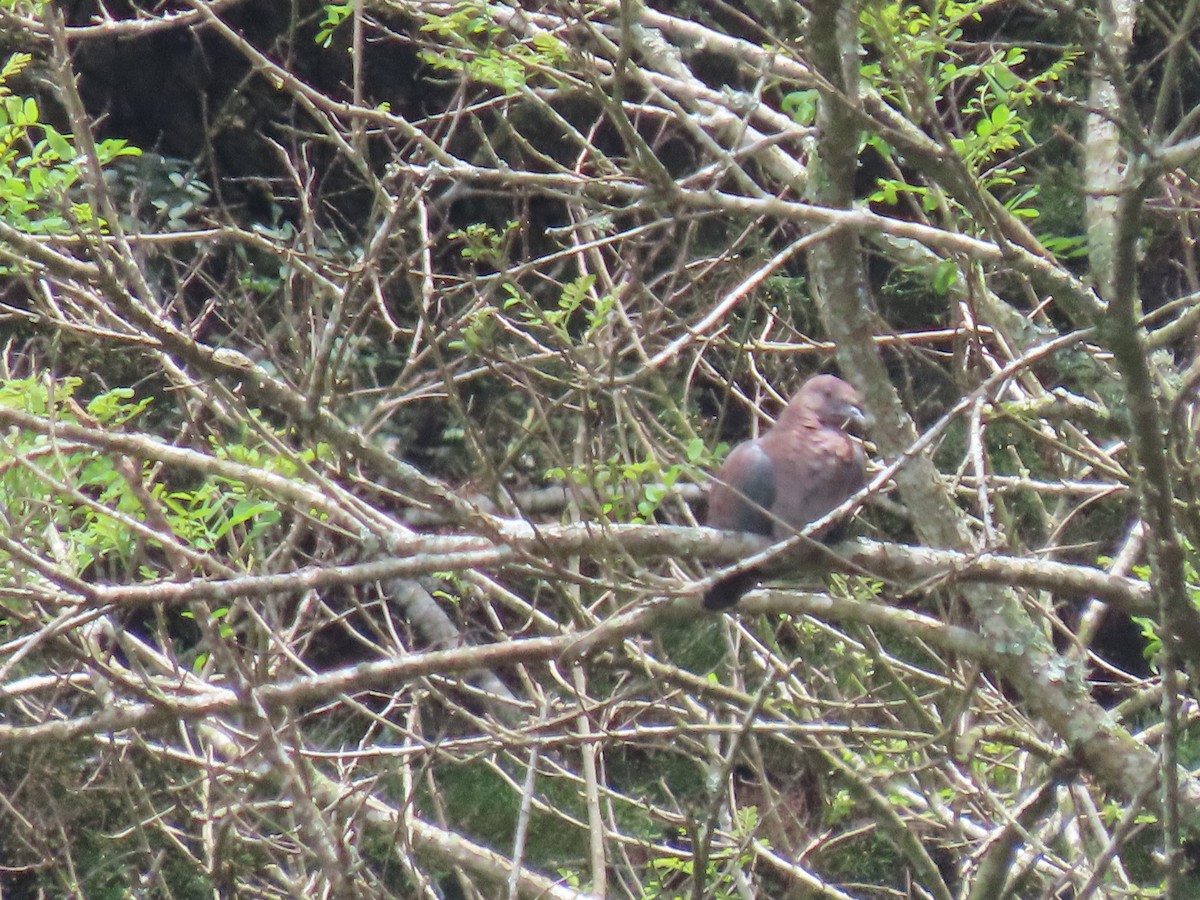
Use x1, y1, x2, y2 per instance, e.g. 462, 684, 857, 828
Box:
702, 569, 760, 610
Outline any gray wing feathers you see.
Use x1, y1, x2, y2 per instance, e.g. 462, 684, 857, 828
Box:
707, 441, 776, 536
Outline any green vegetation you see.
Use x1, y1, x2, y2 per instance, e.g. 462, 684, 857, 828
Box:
0, 0, 1198, 896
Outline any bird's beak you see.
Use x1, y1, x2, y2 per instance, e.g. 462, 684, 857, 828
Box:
844, 405, 869, 432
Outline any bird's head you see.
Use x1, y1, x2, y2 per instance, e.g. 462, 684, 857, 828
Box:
786, 374, 867, 433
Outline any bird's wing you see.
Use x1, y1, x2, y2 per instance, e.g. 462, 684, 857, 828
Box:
706, 439, 776, 536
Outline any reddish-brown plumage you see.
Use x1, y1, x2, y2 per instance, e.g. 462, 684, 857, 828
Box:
704, 374, 867, 609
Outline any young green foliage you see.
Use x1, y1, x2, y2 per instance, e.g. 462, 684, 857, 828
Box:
861, 1, 1080, 227
0, 53, 139, 251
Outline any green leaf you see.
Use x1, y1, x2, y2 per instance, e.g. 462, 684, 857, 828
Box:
43, 127, 72, 161
781, 90, 820, 126
932, 260, 959, 296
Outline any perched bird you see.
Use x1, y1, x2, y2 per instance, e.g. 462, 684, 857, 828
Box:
704, 374, 867, 610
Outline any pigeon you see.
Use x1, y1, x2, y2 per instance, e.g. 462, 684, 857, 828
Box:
704, 374, 867, 609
